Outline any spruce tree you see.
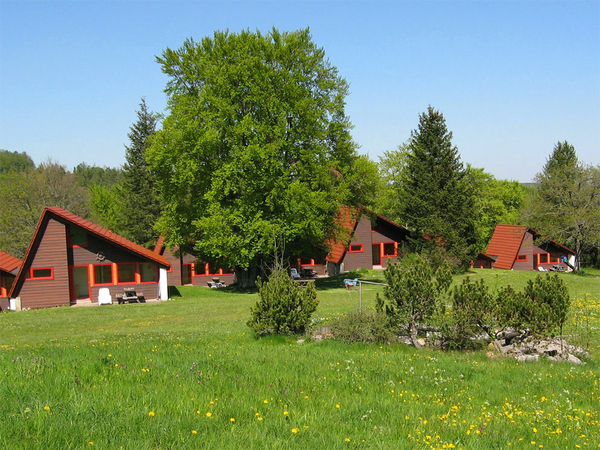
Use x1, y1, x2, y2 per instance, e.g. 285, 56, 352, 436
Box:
116, 98, 161, 248
402, 106, 478, 268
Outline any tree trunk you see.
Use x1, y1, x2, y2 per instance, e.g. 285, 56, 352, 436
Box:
235, 266, 258, 289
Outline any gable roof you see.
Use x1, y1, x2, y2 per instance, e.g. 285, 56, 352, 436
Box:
326, 206, 408, 264
486, 224, 575, 270
486, 224, 527, 270
0, 250, 21, 274
9, 207, 170, 298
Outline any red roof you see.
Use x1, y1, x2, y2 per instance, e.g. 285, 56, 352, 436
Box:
0, 250, 21, 273
9, 207, 170, 298
486, 224, 527, 270
486, 224, 574, 270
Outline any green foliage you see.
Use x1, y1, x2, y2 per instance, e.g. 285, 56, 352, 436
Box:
88, 184, 121, 230
467, 166, 527, 250
148, 28, 361, 284
542, 140, 577, 176
381, 253, 452, 337
384, 107, 478, 268
0, 159, 90, 258
525, 142, 600, 272
441, 278, 497, 350
0, 149, 34, 174
247, 267, 318, 336
497, 274, 571, 337
72, 162, 123, 188
331, 310, 396, 344
112, 98, 162, 248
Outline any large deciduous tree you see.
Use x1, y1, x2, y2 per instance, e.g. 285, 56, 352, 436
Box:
526, 142, 600, 271
396, 106, 478, 268
148, 28, 361, 286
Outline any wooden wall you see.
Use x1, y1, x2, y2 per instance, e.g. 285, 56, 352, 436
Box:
19, 218, 70, 309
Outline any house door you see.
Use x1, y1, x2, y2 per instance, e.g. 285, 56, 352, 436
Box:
71, 266, 90, 300
372, 244, 381, 266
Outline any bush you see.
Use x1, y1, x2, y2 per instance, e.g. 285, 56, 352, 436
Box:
381, 253, 452, 344
331, 310, 396, 345
247, 267, 318, 336
440, 278, 497, 350
496, 274, 570, 337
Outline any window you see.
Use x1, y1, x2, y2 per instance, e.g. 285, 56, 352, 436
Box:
28, 268, 54, 280
550, 253, 560, 263
539, 254, 548, 264
140, 262, 158, 282
69, 227, 88, 247
182, 264, 192, 285
383, 243, 397, 257
348, 244, 363, 253
94, 265, 112, 285
516, 255, 527, 262
117, 263, 136, 283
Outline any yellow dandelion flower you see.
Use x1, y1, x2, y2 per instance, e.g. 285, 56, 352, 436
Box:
191, 430, 197, 435
206, 412, 212, 418
283, 411, 289, 416
345, 438, 350, 442
257, 417, 263, 421
44, 406, 50, 411
148, 411, 155, 417
230, 418, 235, 423
336, 404, 340, 409
88, 442, 93, 446
292, 428, 299, 434
264, 400, 268, 404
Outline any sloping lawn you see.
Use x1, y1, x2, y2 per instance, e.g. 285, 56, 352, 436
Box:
0, 269, 598, 449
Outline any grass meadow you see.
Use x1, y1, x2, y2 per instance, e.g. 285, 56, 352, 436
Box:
1, 269, 599, 449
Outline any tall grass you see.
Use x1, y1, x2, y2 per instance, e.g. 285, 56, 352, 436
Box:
1, 269, 599, 449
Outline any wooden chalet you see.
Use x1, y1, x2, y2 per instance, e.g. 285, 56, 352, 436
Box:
0, 250, 21, 310
8, 207, 170, 309
325, 206, 410, 275
153, 237, 235, 287
485, 224, 576, 271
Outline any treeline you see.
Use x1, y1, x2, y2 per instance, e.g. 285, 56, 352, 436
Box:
1, 28, 599, 273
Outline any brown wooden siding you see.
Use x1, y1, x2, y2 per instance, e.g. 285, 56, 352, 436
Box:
512, 233, 535, 271
71, 232, 149, 266
343, 216, 373, 271
19, 218, 70, 309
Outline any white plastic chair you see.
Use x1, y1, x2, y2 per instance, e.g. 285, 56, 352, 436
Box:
98, 288, 112, 305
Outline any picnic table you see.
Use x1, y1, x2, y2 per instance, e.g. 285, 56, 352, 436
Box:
116, 288, 146, 304
207, 277, 227, 289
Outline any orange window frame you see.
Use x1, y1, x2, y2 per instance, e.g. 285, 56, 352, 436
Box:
516, 255, 527, 262
139, 262, 158, 283
382, 242, 397, 257
27, 267, 54, 280
93, 264, 113, 286
348, 244, 363, 253
116, 263, 136, 284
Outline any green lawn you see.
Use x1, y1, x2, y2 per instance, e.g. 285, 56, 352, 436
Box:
1, 269, 599, 449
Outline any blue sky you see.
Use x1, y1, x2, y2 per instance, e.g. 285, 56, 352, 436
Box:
1, 0, 598, 182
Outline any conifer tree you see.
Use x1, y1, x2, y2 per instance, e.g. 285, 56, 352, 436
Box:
116, 98, 161, 248
402, 106, 478, 268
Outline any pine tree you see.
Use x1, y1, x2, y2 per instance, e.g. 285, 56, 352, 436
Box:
542, 141, 577, 176
402, 106, 478, 268
116, 98, 161, 248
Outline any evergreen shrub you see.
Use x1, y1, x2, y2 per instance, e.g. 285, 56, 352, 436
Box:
247, 267, 318, 336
